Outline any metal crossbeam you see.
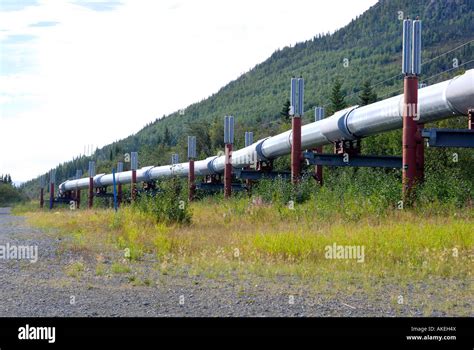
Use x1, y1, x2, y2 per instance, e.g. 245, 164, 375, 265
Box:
237, 170, 291, 180
421, 128, 474, 148
95, 192, 114, 198
304, 152, 402, 168
54, 197, 73, 204
197, 183, 246, 192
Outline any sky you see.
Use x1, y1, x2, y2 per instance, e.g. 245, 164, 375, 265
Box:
0, 0, 378, 184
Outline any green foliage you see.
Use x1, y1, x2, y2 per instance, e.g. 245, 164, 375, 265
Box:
251, 165, 472, 221
133, 179, 192, 224
0, 182, 27, 206
111, 262, 131, 274
253, 176, 317, 207
328, 79, 346, 115
280, 99, 291, 122
163, 126, 171, 146
1, 174, 12, 184
359, 80, 378, 105
418, 167, 472, 208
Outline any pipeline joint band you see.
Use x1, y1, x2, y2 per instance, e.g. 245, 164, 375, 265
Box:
255, 138, 271, 161
340, 106, 360, 139
207, 157, 218, 174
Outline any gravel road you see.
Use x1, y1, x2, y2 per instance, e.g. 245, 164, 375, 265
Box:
0, 207, 470, 317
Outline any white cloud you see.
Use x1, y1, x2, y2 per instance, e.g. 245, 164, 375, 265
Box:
0, 0, 378, 182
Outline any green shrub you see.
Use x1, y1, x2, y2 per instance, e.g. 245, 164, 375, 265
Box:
418, 167, 472, 208
133, 178, 192, 224
0, 183, 27, 206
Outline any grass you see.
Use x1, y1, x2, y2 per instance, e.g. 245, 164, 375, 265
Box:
95, 263, 106, 276
23, 196, 473, 285
111, 262, 131, 274
17, 189, 473, 315
65, 261, 85, 278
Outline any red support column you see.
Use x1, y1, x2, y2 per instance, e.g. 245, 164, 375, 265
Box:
40, 187, 44, 208
291, 115, 302, 184
131, 170, 137, 202
188, 159, 195, 201
402, 75, 419, 202
224, 143, 232, 199
88, 177, 94, 209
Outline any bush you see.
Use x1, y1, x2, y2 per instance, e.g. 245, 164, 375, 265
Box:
253, 175, 318, 206
0, 183, 27, 206
133, 178, 192, 224
418, 167, 472, 208
253, 168, 401, 217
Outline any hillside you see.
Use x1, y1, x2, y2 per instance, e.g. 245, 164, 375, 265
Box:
21, 0, 474, 196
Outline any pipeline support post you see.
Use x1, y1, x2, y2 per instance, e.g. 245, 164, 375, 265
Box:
291, 116, 302, 184
469, 109, 473, 130
403, 76, 419, 202
290, 78, 304, 184
224, 116, 234, 199
88, 161, 95, 209
401, 18, 422, 204
131, 152, 138, 202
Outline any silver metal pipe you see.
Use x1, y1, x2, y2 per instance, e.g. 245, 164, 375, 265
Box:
59, 69, 474, 193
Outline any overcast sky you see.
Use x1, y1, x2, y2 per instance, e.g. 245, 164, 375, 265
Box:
0, 0, 378, 183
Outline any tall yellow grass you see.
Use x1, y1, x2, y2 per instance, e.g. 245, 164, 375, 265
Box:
23, 198, 473, 282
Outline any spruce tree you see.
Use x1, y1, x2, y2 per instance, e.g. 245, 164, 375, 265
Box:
280, 99, 291, 123
329, 79, 346, 115
359, 80, 378, 106
163, 126, 171, 146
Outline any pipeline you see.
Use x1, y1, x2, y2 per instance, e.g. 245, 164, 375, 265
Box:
59, 69, 474, 193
